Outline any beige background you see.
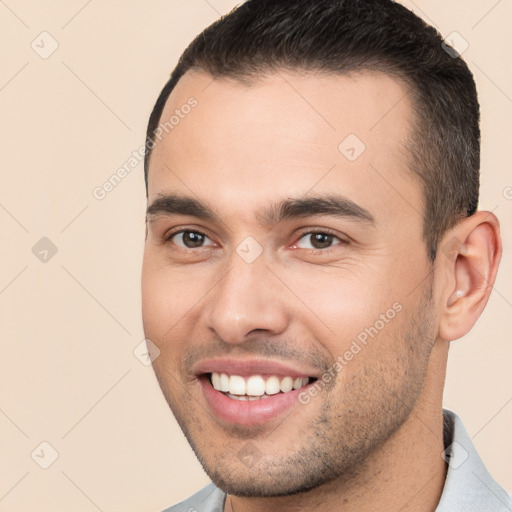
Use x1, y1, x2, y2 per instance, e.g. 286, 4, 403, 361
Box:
0, 1, 511, 511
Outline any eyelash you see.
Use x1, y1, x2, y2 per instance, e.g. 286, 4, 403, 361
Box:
165, 228, 348, 250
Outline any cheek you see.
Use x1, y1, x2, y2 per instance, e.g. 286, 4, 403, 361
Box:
141, 268, 194, 381
142, 257, 186, 339
141, 255, 214, 342
285, 265, 399, 350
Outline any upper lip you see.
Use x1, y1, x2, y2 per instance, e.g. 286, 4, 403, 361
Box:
192, 357, 321, 379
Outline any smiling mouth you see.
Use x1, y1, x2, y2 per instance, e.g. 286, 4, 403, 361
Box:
207, 372, 316, 401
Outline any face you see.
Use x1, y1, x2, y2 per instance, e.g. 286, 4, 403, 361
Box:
142, 69, 439, 497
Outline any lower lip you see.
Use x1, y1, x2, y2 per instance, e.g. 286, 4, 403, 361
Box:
199, 376, 311, 426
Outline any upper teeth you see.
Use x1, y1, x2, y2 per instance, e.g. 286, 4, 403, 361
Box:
211, 373, 309, 396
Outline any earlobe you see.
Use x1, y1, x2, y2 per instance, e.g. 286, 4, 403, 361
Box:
438, 212, 502, 342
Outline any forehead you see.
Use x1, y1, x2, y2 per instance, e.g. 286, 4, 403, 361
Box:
148, 68, 421, 224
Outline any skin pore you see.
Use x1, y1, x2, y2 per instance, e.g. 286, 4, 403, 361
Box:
141, 69, 501, 512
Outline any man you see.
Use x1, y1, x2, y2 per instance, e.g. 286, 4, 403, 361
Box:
141, 0, 511, 510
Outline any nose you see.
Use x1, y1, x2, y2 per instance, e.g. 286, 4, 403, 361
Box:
203, 258, 290, 344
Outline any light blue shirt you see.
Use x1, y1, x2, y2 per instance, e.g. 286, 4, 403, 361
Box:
164, 410, 512, 511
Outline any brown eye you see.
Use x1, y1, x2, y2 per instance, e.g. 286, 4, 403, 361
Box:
170, 230, 212, 248
296, 232, 340, 250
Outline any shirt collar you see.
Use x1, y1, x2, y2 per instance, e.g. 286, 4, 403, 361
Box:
436, 409, 512, 511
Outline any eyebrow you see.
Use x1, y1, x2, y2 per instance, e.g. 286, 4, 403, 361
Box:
258, 195, 375, 226
146, 194, 221, 223
146, 193, 375, 226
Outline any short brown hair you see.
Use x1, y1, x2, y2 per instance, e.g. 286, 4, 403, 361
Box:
144, 0, 480, 261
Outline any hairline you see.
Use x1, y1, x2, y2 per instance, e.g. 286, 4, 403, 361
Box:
145, 65, 438, 258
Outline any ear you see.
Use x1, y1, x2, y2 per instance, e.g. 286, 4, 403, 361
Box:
437, 211, 502, 342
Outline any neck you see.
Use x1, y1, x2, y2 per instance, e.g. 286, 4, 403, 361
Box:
227, 342, 449, 512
